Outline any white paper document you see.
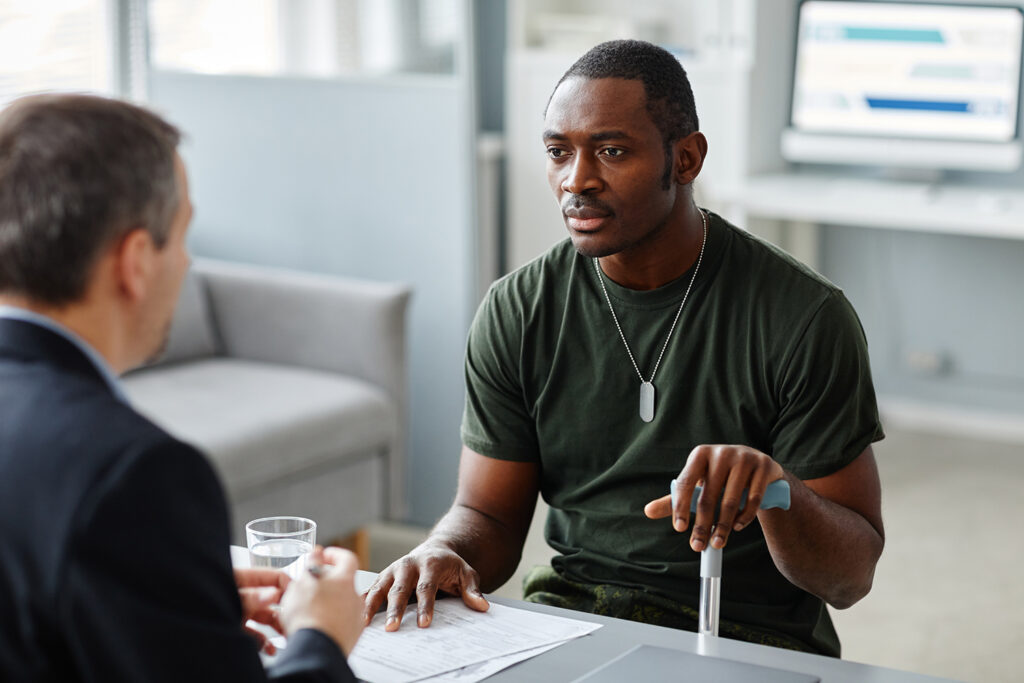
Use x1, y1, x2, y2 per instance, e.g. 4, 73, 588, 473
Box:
348, 599, 601, 683
415, 640, 567, 683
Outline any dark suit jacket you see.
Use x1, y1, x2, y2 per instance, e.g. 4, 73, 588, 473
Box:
0, 318, 356, 682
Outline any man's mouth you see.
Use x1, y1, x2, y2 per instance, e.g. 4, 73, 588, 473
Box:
563, 206, 612, 232
565, 215, 607, 232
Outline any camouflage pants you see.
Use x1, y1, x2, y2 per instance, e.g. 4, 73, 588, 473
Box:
522, 565, 822, 655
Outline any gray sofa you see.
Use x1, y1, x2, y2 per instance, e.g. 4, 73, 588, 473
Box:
123, 258, 411, 545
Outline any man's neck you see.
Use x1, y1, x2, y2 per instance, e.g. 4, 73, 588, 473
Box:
597, 205, 706, 291
0, 294, 127, 373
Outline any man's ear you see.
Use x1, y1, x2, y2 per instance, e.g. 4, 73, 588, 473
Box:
673, 131, 708, 186
113, 228, 156, 303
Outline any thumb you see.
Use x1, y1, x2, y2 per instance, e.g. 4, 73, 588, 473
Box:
322, 546, 359, 578
461, 571, 489, 613
644, 494, 672, 519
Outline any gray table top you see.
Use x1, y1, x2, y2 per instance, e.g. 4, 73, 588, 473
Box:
353, 570, 956, 683
482, 595, 957, 683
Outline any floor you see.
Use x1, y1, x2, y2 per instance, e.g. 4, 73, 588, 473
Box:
368, 425, 1024, 683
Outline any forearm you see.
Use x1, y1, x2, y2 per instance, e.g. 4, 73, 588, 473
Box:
759, 471, 884, 609
421, 502, 530, 592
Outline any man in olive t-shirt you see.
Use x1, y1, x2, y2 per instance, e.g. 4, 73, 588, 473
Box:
364, 40, 885, 657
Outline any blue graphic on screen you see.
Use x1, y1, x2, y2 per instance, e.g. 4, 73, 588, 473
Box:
842, 27, 944, 43
791, 1, 1024, 142
866, 98, 968, 113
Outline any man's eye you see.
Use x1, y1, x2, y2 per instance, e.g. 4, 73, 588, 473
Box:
601, 147, 624, 158
546, 148, 567, 159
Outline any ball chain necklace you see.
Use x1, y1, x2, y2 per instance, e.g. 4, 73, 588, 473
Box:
593, 208, 708, 423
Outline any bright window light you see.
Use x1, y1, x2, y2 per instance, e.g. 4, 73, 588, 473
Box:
149, 0, 458, 78
0, 0, 114, 108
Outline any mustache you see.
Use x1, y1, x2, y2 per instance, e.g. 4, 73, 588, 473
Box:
561, 194, 614, 215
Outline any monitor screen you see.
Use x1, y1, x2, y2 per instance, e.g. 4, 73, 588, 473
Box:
788, 0, 1024, 157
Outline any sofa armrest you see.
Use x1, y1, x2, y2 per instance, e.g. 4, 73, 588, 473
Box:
193, 259, 412, 521
193, 258, 411, 403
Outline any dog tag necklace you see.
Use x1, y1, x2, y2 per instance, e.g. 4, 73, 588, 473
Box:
593, 209, 707, 423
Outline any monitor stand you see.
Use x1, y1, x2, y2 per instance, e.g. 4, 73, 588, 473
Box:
875, 166, 946, 185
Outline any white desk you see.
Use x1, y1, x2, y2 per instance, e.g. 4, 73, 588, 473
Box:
353, 567, 953, 683
231, 548, 956, 683
477, 593, 957, 683
721, 173, 1024, 241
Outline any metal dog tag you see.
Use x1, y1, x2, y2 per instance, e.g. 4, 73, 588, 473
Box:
640, 381, 655, 422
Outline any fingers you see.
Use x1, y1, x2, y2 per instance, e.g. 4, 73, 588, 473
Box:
666, 445, 782, 552
415, 576, 437, 627
733, 466, 769, 532
415, 559, 487, 628
673, 447, 709, 534
643, 494, 672, 519
278, 547, 366, 656
362, 571, 392, 626
360, 547, 482, 632
460, 567, 489, 613
234, 567, 290, 591
239, 585, 284, 625
689, 452, 727, 552
244, 625, 276, 655
322, 546, 358, 576
384, 561, 417, 632
710, 463, 753, 549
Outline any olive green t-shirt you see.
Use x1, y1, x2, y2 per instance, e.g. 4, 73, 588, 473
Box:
461, 212, 884, 656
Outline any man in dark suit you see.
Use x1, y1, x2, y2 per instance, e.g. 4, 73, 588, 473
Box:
0, 94, 362, 681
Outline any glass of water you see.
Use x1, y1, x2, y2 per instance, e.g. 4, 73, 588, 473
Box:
246, 516, 316, 578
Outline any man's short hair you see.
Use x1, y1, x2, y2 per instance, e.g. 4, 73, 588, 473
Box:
550, 39, 700, 146
0, 94, 181, 305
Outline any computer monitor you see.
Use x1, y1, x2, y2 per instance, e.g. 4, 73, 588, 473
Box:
781, 0, 1024, 173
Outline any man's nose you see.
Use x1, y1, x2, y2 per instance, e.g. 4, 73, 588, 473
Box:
561, 155, 602, 195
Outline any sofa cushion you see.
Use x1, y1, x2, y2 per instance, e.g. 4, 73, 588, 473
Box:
122, 358, 397, 498
155, 269, 219, 365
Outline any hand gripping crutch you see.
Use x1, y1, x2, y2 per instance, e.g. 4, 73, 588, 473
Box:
670, 478, 791, 637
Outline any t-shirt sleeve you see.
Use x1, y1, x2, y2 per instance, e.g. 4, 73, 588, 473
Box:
460, 284, 540, 462
769, 289, 884, 480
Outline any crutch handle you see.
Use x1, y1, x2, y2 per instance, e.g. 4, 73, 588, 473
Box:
669, 478, 792, 516
668, 478, 791, 638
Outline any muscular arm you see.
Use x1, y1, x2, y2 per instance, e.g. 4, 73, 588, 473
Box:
646, 445, 883, 610
363, 447, 540, 630
760, 446, 884, 609
431, 447, 541, 588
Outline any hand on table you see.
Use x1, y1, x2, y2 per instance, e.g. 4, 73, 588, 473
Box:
235, 567, 290, 654
362, 543, 489, 632
644, 444, 785, 551
279, 546, 365, 656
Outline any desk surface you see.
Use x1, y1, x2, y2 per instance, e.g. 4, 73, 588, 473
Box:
351, 571, 956, 683
721, 172, 1024, 241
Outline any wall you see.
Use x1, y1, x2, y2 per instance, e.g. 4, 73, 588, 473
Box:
149, 70, 477, 525
694, 0, 1024, 420
821, 215, 1024, 416
474, 0, 506, 133
810, 1, 1024, 418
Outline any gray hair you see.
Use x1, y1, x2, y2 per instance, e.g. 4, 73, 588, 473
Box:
0, 93, 181, 304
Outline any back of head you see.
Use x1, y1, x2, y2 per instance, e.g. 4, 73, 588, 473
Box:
553, 39, 699, 146
0, 94, 181, 305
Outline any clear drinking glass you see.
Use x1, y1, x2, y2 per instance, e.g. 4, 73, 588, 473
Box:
246, 516, 317, 578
